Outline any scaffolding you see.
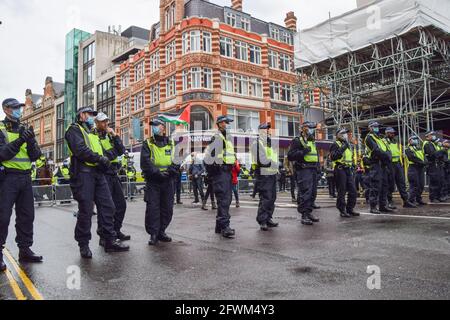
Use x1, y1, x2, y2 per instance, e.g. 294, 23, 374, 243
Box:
296, 26, 450, 154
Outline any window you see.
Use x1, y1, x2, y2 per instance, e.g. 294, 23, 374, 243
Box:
279, 53, 291, 72
83, 42, 95, 63
236, 75, 249, 96
280, 84, 292, 102
275, 114, 299, 137
83, 64, 95, 85
165, 3, 175, 31
203, 68, 212, 89
82, 87, 94, 106
122, 127, 130, 147
191, 67, 201, 89
150, 51, 160, 73
166, 75, 176, 98
166, 41, 176, 63
220, 37, 233, 57
190, 106, 212, 132
281, 31, 293, 45
269, 50, 278, 69
270, 81, 280, 101
135, 60, 145, 81
121, 98, 130, 117
121, 72, 130, 89
226, 13, 237, 27
308, 90, 315, 104
182, 70, 189, 91
241, 17, 250, 32
190, 30, 201, 52
134, 91, 145, 111
249, 45, 261, 64
250, 78, 263, 98
203, 32, 212, 53
221, 72, 234, 93
182, 32, 189, 55
150, 84, 160, 104
270, 27, 280, 41
235, 41, 248, 61
227, 108, 260, 133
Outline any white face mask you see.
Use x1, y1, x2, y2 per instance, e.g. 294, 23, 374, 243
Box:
342, 134, 349, 141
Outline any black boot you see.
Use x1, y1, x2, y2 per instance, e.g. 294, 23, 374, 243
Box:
201, 201, 208, 211
212, 202, 218, 210
301, 214, 314, 226
347, 209, 360, 217
80, 246, 92, 259
236, 202, 240, 208
221, 227, 235, 239
267, 219, 279, 228
388, 202, 397, 210
417, 200, 427, 206
370, 207, 381, 214
379, 207, 394, 213
307, 213, 320, 223
104, 239, 130, 253
148, 235, 159, 246
117, 232, 131, 241
260, 223, 269, 231
215, 225, 222, 234
339, 210, 352, 218
18, 248, 43, 263
403, 201, 417, 208
158, 232, 172, 243
0, 251, 6, 272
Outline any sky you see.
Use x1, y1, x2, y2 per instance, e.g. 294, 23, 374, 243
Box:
0, 0, 357, 117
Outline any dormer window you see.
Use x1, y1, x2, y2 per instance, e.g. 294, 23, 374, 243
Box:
226, 12, 237, 27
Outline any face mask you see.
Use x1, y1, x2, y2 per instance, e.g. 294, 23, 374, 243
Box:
86, 116, 95, 127
373, 127, 380, 134
11, 107, 23, 120
431, 135, 437, 142
307, 129, 315, 136
342, 134, 348, 141
152, 126, 161, 136
410, 139, 419, 146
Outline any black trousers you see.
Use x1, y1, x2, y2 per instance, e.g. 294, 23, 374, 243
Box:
192, 176, 205, 202
408, 165, 425, 203
212, 169, 232, 230
0, 174, 35, 249
387, 162, 409, 203
295, 168, 317, 215
145, 178, 175, 237
334, 167, 357, 212
354, 172, 363, 194
363, 172, 371, 202
252, 179, 259, 198
327, 177, 336, 197
173, 174, 182, 203
71, 171, 116, 246
256, 175, 277, 224
289, 175, 296, 199
279, 174, 286, 191
444, 167, 450, 197
204, 182, 215, 203
427, 164, 445, 201
369, 163, 388, 209
104, 174, 127, 233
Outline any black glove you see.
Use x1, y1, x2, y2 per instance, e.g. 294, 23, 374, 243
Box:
21, 128, 35, 142
98, 156, 111, 168
304, 146, 312, 154
160, 171, 171, 179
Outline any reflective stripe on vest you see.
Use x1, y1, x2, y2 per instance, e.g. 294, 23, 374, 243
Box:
333, 141, 353, 167
67, 124, 104, 167
218, 134, 236, 165
61, 167, 70, 180
0, 123, 31, 171
301, 138, 318, 163
365, 133, 387, 159
99, 135, 119, 164
146, 139, 174, 172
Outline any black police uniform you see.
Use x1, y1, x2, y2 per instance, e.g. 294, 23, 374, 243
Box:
329, 140, 358, 217
65, 121, 120, 251
0, 118, 42, 261
97, 130, 128, 238
141, 135, 178, 244
288, 134, 320, 225
405, 145, 427, 205
423, 140, 446, 202
251, 135, 278, 229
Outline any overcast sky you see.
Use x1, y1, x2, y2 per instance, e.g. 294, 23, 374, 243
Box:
0, 0, 357, 117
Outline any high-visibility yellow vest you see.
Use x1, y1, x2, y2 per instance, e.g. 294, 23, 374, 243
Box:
252, 140, 279, 174
385, 139, 402, 163
217, 133, 236, 165
146, 138, 174, 172
299, 137, 318, 163
67, 124, 104, 167
99, 134, 119, 164
406, 146, 424, 165
31, 167, 37, 180
61, 167, 70, 180
365, 133, 387, 159
333, 141, 353, 167
0, 122, 31, 171
423, 141, 442, 152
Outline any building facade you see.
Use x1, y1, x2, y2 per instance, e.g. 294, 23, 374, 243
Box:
23, 77, 64, 161
115, 0, 302, 156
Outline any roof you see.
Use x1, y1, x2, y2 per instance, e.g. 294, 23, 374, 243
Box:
31, 94, 43, 105
121, 26, 150, 41
53, 82, 65, 98
294, 0, 450, 68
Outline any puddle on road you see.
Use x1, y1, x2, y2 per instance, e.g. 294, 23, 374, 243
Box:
288, 266, 351, 285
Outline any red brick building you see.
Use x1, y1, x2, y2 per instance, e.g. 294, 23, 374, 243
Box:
115, 0, 304, 156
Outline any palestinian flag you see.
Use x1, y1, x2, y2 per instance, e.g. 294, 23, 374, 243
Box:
158, 105, 191, 126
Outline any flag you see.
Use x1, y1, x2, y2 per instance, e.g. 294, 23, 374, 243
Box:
159, 105, 191, 126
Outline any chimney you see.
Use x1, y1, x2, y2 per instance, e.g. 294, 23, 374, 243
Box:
231, 0, 242, 11
285, 11, 298, 32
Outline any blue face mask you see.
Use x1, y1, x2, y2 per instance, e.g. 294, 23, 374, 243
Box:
152, 126, 161, 136
85, 116, 95, 127
307, 129, 315, 136
373, 127, 380, 134
11, 107, 23, 120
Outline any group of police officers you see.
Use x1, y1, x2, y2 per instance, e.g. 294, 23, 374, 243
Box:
1, 97, 449, 268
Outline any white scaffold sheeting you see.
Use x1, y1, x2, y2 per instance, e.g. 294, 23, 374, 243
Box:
294, 0, 450, 68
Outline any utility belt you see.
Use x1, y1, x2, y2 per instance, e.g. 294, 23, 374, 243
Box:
1, 167, 31, 176
334, 164, 353, 171
294, 162, 318, 170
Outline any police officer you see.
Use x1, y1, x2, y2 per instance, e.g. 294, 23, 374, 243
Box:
204, 115, 236, 238
442, 140, 450, 200
364, 121, 392, 214
141, 118, 179, 246
0, 98, 43, 271
95, 112, 130, 243
251, 123, 280, 231
384, 127, 417, 209
329, 128, 359, 218
288, 121, 320, 226
405, 136, 427, 206
65, 107, 129, 259
423, 131, 446, 203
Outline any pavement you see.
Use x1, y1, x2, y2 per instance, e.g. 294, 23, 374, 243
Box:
1, 191, 450, 300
